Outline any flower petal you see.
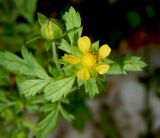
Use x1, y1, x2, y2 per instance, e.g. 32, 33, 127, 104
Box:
63, 54, 80, 64
78, 36, 91, 54
98, 44, 111, 59
96, 64, 110, 74
77, 68, 90, 80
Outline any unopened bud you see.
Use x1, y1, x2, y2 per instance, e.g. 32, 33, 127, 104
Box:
41, 19, 63, 40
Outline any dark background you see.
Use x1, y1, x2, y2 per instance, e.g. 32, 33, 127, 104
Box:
37, 0, 160, 49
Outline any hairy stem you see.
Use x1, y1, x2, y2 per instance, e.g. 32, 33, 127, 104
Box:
52, 42, 62, 75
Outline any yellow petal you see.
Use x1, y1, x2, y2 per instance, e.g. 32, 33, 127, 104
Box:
77, 68, 90, 80
98, 44, 111, 59
96, 64, 110, 74
63, 54, 80, 64
78, 36, 91, 54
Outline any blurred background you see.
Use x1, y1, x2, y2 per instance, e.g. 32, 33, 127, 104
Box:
0, 0, 160, 138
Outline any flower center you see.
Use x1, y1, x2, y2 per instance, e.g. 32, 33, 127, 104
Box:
81, 53, 96, 67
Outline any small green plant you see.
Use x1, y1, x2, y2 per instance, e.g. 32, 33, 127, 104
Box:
0, 0, 38, 52
0, 7, 146, 138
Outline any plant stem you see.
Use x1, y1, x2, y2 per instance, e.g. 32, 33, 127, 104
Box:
52, 42, 62, 75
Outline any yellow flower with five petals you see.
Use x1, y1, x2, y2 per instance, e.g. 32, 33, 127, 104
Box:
63, 36, 111, 80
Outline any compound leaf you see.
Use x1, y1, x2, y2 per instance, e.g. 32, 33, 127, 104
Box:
44, 76, 75, 102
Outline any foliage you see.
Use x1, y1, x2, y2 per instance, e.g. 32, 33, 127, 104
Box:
0, 4, 146, 138
0, 0, 39, 52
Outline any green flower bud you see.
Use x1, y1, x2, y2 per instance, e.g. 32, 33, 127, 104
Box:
41, 19, 63, 40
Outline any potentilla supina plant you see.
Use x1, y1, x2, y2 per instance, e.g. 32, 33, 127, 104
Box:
63, 36, 111, 80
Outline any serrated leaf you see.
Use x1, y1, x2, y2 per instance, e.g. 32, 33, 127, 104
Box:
63, 7, 81, 30
21, 47, 50, 79
44, 76, 75, 102
20, 79, 50, 97
91, 40, 99, 51
0, 47, 49, 79
124, 56, 147, 71
38, 13, 48, 26
0, 51, 33, 76
63, 7, 82, 44
59, 105, 75, 121
56, 38, 71, 53
85, 78, 99, 98
36, 109, 59, 138
108, 64, 126, 74
108, 56, 147, 74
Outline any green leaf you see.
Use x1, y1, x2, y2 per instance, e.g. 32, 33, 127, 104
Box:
44, 40, 52, 51
77, 78, 84, 87
14, 0, 24, 8
85, 78, 99, 98
26, 0, 37, 20
38, 13, 48, 26
14, 23, 31, 33
124, 56, 147, 71
0, 47, 49, 79
36, 109, 59, 138
20, 79, 50, 97
63, 7, 81, 30
48, 65, 59, 77
56, 38, 71, 53
108, 56, 147, 74
91, 40, 99, 51
107, 55, 125, 74
22, 120, 36, 131
59, 105, 75, 121
71, 46, 82, 57
14, 0, 38, 23
103, 58, 114, 64
108, 64, 126, 74
63, 7, 82, 44
0, 92, 9, 103
21, 47, 50, 79
0, 51, 32, 76
40, 103, 58, 113
44, 76, 75, 102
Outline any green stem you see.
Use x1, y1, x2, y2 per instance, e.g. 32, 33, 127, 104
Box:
52, 42, 62, 75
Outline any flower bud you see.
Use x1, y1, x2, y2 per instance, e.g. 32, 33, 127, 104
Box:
41, 19, 63, 40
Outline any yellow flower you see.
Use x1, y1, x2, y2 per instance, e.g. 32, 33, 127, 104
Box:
63, 36, 111, 80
